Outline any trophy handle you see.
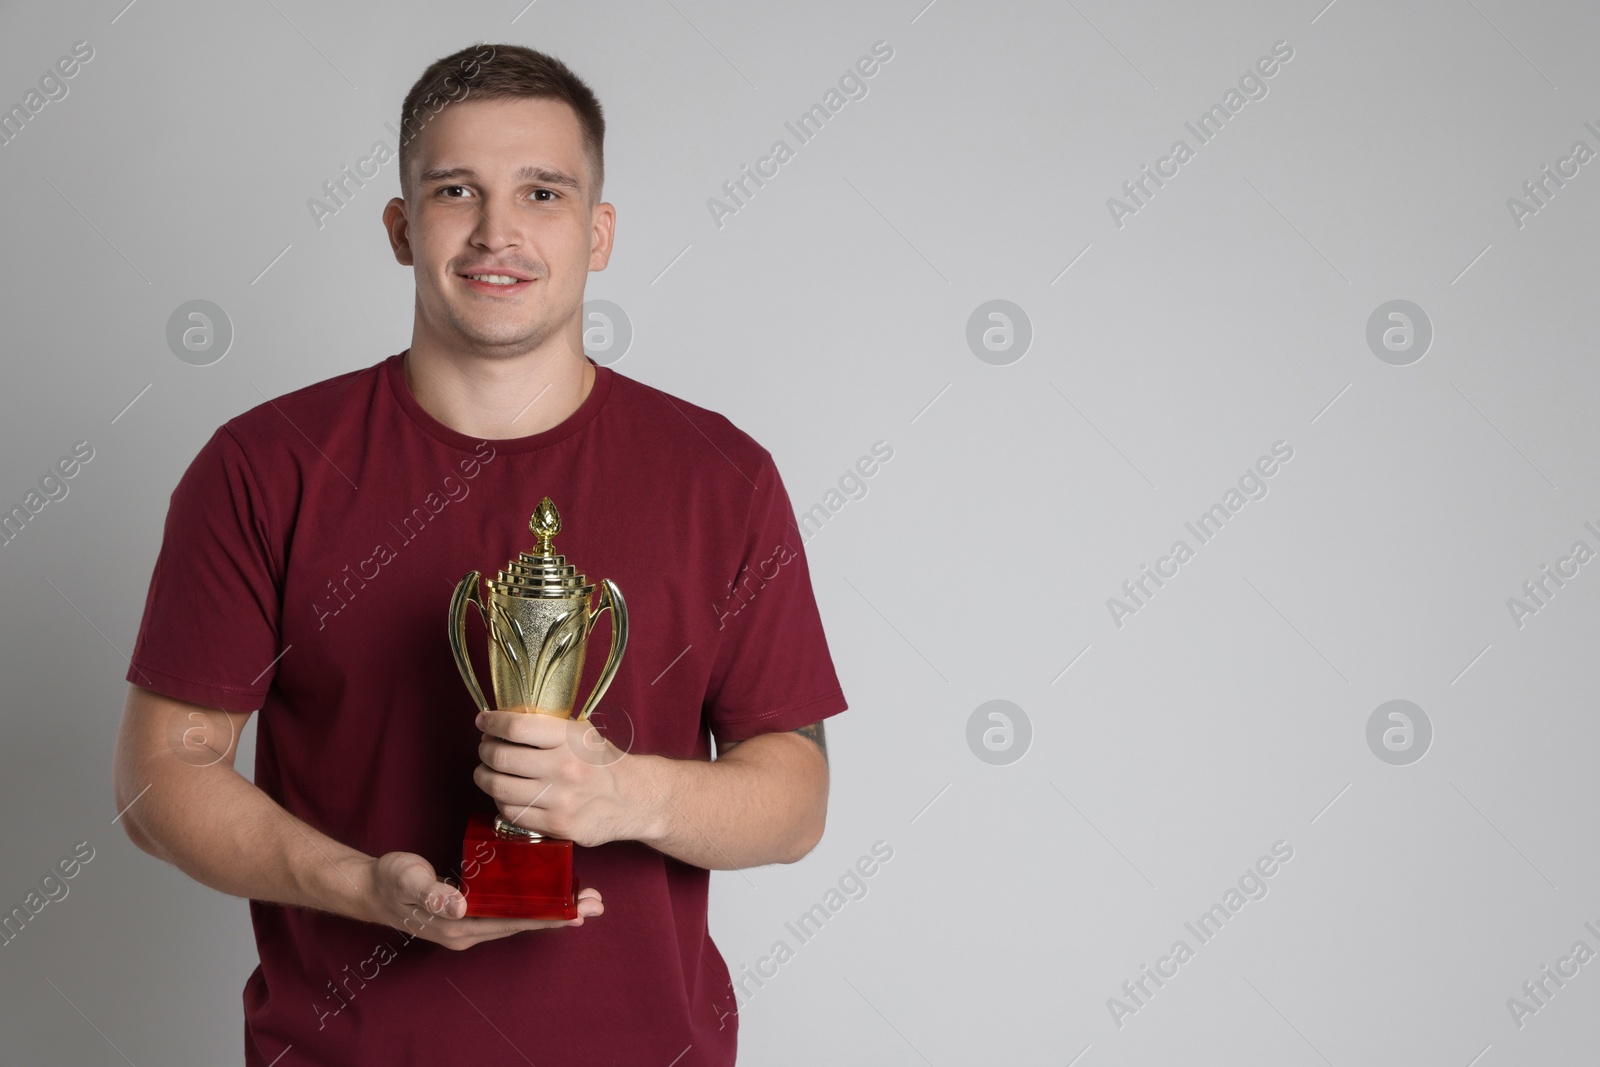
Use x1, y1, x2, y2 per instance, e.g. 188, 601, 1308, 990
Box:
448, 571, 492, 714
576, 579, 629, 722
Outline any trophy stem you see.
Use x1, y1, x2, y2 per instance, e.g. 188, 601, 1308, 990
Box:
493, 815, 546, 842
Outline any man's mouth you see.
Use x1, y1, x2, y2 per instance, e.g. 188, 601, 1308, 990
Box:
458, 272, 534, 294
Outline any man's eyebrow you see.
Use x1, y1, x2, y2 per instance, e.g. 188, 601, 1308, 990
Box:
418, 165, 582, 190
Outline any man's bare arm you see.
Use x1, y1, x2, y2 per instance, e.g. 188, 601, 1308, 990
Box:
474, 713, 831, 870
113, 684, 366, 907
791, 720, 827, 764
114, 684, 599, 947
633, 721, 829, 869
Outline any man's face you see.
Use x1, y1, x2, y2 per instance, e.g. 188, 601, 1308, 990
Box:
386, 96, 612, 359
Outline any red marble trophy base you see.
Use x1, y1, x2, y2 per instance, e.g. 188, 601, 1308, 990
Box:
459, 811, 580, 920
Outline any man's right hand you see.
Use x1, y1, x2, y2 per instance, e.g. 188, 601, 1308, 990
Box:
355, 851, 603, 951
114, 686, 604, 952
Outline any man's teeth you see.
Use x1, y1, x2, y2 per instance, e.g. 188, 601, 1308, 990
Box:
465, 274, 522, 285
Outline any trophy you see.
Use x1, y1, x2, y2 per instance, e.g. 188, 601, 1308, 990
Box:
447, 496, 628, 919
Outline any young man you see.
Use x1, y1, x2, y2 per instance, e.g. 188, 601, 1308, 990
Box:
113, 43, 846, 1066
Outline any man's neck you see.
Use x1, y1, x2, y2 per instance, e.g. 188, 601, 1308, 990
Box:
403, 344, 595, 441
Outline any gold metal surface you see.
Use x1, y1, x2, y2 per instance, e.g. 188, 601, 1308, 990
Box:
448, 496, 629, 721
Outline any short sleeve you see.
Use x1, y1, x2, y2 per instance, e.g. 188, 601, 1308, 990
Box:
704, 455, 848, 745
126, 426, 284, 712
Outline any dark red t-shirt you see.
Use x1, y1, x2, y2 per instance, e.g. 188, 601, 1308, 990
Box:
125, 351, 848, 1066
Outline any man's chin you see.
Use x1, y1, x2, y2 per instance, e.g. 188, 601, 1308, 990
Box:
450, 325, 553, 358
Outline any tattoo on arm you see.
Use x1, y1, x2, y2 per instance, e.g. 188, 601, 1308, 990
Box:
793, 721, 827, 764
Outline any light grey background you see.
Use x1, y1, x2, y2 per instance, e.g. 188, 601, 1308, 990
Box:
2, 0, 1597, 1063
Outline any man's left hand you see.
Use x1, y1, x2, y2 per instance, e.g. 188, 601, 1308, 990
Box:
473, 709, 656, 847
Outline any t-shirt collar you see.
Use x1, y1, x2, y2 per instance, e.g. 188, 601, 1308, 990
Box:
385, 349, 612, 454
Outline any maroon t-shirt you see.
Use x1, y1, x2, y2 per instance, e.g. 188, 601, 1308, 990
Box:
126, 351, 848, 1066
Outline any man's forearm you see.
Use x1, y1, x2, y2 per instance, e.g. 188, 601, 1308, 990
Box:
623, 732, 827, 870
120, 758, 373, 921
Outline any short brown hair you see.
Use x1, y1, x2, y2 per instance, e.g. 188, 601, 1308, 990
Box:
396, 43, 606, 204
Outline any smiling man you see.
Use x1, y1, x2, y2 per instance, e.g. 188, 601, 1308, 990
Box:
113, 43, 846, 1067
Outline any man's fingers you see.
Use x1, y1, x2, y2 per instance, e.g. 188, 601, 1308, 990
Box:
378, 851, 596, 941
442, 913, 593, 945
382, 853, 464, 917
429, 883, 467, 918
473, 763, 549, 804
388, 853, 441, 902
474, 768, 558, 834
479, 708, 570, 746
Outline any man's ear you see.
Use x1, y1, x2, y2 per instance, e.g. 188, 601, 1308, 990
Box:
384, 198, 413, 266
587, 200, 616, 272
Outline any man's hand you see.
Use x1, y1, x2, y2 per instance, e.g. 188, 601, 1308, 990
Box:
471, 706, 831, 869
352, 850, 603, 951
113, 685, 609, 944
473, 709, 656, 847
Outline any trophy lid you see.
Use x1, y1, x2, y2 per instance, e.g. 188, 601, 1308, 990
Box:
487, 496, 596, 600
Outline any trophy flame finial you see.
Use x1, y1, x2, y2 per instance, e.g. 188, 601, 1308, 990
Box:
530, 497, 561, 556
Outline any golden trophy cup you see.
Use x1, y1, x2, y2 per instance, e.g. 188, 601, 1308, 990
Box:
447, 496, 628, 918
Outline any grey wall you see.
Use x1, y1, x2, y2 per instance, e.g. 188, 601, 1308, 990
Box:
2, 0, 1597, 1063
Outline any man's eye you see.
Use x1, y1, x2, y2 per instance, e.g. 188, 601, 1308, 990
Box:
441, 185, 471, 198
531, 189, 556, 202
